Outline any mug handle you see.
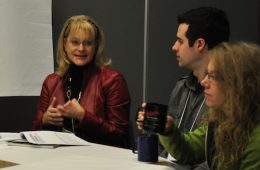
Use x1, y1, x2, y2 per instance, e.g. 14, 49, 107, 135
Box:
132, 138, 138, 154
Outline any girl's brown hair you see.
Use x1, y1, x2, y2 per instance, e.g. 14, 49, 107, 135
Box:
207, 41, 260, 169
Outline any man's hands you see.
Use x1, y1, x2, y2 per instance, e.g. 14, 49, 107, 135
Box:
136, 102, 146, 130
136, 102, 174, 134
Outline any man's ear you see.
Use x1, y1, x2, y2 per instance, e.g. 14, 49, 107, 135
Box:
195, 38, 206, 52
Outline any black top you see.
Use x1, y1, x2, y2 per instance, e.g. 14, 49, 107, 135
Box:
63, 63, 90, 132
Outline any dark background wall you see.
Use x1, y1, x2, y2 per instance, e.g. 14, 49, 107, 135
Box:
0, 0, 259, 143
147, 0, 260, 103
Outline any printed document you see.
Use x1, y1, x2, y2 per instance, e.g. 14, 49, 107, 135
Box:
22, 131, 90, 145
4, 131, 91, 148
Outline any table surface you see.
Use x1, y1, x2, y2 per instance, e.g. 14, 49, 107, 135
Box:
0, 142, 178, 170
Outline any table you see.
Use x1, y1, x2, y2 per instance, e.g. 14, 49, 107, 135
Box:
0, 142, 178, 170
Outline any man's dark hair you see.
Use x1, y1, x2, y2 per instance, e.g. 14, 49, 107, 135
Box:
178, 7, 230, 49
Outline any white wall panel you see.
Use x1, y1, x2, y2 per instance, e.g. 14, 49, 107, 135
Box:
0, 0, 53, 96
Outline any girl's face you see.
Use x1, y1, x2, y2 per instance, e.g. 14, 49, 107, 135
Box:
201, 60, 225, 109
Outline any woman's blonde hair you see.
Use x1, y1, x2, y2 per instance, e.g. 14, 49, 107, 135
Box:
207, 41, 260, 169
56, 15, 111, 76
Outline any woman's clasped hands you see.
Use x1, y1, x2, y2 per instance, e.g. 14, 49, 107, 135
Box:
42, 97, 85, 126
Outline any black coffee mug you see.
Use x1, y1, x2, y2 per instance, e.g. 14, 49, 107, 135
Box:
140, 102, 168, 133
133, 134, 158, 162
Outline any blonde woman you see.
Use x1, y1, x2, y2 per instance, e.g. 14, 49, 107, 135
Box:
32, 15, 130, 148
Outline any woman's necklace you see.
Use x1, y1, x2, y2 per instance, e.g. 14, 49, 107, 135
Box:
65, 77, 82, 134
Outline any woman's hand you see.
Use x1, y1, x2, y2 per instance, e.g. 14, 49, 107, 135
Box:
42, 97, 63, 126
58, 99, 85, 122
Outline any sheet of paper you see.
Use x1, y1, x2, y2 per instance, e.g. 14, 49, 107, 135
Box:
22, 131, 91, 145
0, 133, 22, 142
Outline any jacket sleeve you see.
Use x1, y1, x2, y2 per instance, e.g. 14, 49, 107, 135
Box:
159, 123, 206, 164
31, 74, 57, 130
78, 72, 130, 146
240, 125, 260, 170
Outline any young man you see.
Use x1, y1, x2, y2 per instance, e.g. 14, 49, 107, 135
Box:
167, 6, 230, 135
138, 7, 230, 170
164, 7, 229, 169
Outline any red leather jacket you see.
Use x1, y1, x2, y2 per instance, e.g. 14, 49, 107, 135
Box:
32, 65, 130, 147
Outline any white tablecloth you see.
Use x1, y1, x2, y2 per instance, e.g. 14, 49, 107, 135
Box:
0, 142, 176, 170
